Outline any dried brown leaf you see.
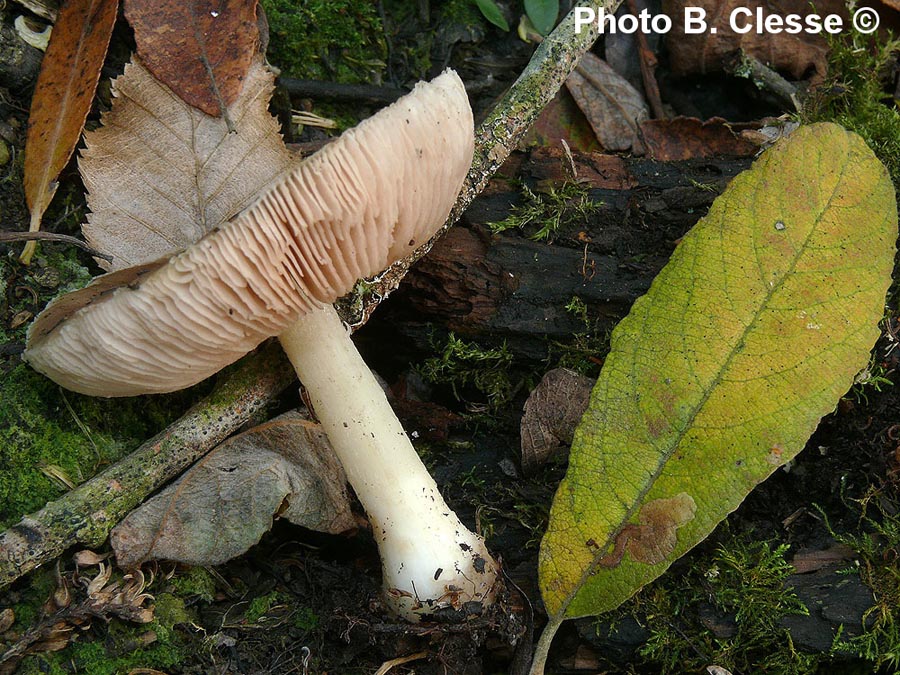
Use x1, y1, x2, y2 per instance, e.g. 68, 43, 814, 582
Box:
640, 117, 760, 161
521, 368, 593, 475
110, 411, 355, 568
661, 0, 842, 82
21, 0, 118, 264
125, 0, 260, 116
81, 56, 294, 270
565, 52, 648, 152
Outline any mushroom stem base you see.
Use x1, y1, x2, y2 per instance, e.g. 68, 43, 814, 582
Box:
279, 305, 498, 619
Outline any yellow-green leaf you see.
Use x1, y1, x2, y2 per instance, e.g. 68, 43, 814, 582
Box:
537, 123, 896, 643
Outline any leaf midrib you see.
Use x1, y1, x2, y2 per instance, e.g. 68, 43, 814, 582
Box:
559, 147, 852, 619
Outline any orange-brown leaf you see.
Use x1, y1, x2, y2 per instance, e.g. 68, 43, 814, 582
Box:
23, 0, 118, 252
125, 0, 260, 116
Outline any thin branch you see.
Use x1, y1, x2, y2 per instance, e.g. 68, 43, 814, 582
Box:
0, 0, 612, 590
0, 343, 294, 589
341, 1, 612, 326
0, 230, 113, 263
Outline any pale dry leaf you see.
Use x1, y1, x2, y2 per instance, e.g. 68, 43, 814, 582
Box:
81, 55, 294, 270
521, 368, 593, 475
566, 52, 649, 152
110, 411, 355, 568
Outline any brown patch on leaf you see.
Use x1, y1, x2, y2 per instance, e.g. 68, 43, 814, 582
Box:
641, 117, 760, 161
23, 0, 118, 260
521, 368, 594, 474
599, 493, 697, 567
125, 0, 260, 116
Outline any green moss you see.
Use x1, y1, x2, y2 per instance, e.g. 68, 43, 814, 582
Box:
488, 181, 602, 242
16, 585, 190, 675
9, 568, 57, 629
0, 362, 193, 528
293, 605, 320, 631
821, 489, 900, 670
549, 295, 608, 376
261, 0, 386, 83
622, 531, 818, 674
417, 333, 515, 412
245, 590, 281, 624
803, 31, 900, 187
167, 566, 219, 603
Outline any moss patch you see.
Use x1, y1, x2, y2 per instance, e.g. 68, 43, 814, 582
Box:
804, 31, 900, 187
261, 0, 386, 84
619, 530, 819, 674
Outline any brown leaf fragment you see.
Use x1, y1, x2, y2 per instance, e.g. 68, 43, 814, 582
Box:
661, 0, 842, 83
0, 608, 13, 634
125, 0, 260, 116
521, 368, 593, 475
110, 411, 355, 569
565, 52, 649, 153
81, 56, 294, 270
22, 0, 118, 264
524, 89, 602, 153
640, 117, 760, 161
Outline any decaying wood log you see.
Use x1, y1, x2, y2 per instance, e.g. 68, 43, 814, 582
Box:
387, 151, 754, 358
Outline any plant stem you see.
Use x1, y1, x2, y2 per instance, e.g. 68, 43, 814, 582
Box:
279, 305, 498, 619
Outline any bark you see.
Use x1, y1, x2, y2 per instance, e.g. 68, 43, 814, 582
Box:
340, 0, 617, 327
0, 344, 294, 589
387, 152, 753, 358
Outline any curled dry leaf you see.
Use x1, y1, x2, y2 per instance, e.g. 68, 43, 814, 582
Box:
566, 52, 648, 152
21, 0, 118, 265
125, 0, 261, 116
661, 0, 842, 82
521, 368, 593, 475
110, 411, 355, 569
81, 56, 294, 270
72, 549, 110, 567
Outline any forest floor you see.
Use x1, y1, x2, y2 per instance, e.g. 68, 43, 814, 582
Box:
2, 1, 900, 674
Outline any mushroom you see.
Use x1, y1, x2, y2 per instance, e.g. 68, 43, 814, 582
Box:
24, 71, 498, 620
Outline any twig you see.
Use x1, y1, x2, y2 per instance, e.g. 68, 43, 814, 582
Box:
342, 0, 612, 325
0, 230, 113, 263
0, 0, 612, 591
724, 49, 800, 112
626, 0, 664, 119
0, 343, 294, 589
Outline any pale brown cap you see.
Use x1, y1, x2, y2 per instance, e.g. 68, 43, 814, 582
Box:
25, 70, 473, 396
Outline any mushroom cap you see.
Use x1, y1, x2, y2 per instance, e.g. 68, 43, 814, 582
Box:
25, 70, 474, 396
